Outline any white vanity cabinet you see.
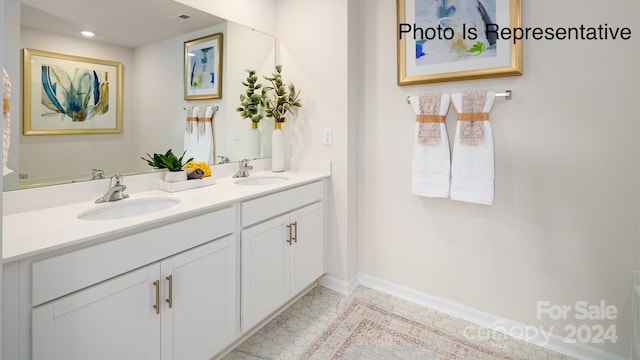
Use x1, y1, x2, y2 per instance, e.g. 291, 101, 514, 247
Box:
32, 237, 236, 360
240, 181, 325, 331
18, 206, 236, 360
3, 172, 330, 360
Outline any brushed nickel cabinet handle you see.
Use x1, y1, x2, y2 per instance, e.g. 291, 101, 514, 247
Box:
292, 221, 298, 243
286, 223, 293, 245
166, 275, 173, 308
153, 280, 160, 315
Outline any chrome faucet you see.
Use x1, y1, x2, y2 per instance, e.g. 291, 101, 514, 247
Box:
95, 175, 129, 203
217, 155, 230, 164
91, 168, 105, 180
233, 159, 253, 178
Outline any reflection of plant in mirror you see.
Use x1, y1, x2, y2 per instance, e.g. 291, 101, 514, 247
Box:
263, 65, 302, 123
141, 149, 193, 171
236, 69, 266, 125
41, 65, 110, 122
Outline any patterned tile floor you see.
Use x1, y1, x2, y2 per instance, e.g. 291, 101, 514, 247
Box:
223, 285, 573, 360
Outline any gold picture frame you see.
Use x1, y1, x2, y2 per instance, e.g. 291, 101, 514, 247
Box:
23, 48, 123, 135
397, 0, 522, 85
184, 33, 223, 100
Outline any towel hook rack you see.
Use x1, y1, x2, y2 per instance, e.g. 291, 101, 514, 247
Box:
406, 90, 512, 104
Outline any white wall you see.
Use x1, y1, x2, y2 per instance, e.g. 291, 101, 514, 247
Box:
276, 0, 359, 286
357, 0, 638, 357
174, 0, 277, 36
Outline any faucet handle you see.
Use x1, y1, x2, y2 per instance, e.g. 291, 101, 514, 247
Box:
110, 174, 124, 186
91, 168, 105, 180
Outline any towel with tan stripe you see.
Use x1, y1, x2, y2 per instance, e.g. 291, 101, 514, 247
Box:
451, 90, 495, 205
195, 105, 216, 164
408, 92, 451, 198
184, 106, 200, 163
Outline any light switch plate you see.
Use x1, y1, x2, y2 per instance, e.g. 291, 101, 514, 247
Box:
323, 128, 333, 145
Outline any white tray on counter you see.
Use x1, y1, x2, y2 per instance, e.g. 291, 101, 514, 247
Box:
158, 176, 216, 192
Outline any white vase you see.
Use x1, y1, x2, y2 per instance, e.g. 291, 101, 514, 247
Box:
272, 124, 285, 172
248, 123, 260, 159
164, 170, 187, 183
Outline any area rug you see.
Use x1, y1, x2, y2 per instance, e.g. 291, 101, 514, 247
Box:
301, 299, 512, 360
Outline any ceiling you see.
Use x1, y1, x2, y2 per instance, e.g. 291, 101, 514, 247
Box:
20, 0, 226, 48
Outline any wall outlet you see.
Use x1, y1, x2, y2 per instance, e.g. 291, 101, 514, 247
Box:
323, 128, 333, 145
233, 127, 241, 141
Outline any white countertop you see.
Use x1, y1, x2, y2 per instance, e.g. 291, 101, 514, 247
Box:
3, 169, 329, 263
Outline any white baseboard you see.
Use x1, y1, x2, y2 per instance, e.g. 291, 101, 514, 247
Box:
319, 274, 358, 295
320, 272, 625, 360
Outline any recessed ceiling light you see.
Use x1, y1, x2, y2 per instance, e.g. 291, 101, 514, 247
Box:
81, 31, 95, 37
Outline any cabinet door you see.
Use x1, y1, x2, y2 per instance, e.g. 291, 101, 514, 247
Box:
290, 202, 325, 296
32, 264, 161, 360
160, 236, 237, 360
241, 215, 290, 331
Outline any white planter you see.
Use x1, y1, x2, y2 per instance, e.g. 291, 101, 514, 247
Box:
272, 127, 285, 172
164, 170, 187, 183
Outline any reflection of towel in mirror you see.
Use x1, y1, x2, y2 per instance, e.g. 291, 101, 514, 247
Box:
183, 106, 199, 162
450, 90, 495, 205
408, 92, 451, 198
3, 68, 13, 176
195, 105, 216, 164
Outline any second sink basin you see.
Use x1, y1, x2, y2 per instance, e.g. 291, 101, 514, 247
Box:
234, 176, 288, 186
78, 197, 181, 221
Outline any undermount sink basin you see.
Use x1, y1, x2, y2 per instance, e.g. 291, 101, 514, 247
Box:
234, 176, 288, 186
78, 197, 181, 221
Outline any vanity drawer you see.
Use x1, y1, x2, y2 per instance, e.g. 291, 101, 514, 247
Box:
241, 180, 324, 227
31, 206, 235, 307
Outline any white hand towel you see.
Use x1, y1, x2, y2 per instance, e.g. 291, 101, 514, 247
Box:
3, 67, 13, 176
195, 105, 216, 164
183, 106, 199, 162
408, 92, 451, 198
450, 90, 495, 205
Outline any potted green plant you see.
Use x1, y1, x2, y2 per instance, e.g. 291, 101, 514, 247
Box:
141, 149, 193, 182
262, 65, 302, 172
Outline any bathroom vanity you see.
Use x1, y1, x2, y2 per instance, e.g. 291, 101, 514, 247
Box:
2, 165, 329, 360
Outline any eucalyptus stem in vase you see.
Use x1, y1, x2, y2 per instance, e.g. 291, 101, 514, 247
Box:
263, 65, 302, 127
236, 69, 266, 129
262, 65, 302, 172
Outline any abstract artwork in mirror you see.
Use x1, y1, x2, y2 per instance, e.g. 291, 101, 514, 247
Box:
22, 48, 122, 134
184, 33, 223, 100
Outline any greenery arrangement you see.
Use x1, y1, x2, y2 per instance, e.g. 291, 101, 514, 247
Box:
236, 69, 266, 125
262, 65, 302, 123
141, 149, 193, 172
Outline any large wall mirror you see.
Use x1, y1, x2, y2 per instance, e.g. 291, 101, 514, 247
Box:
4, 0, 276, 191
